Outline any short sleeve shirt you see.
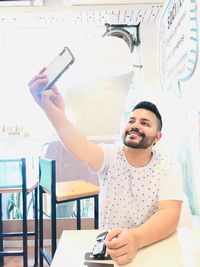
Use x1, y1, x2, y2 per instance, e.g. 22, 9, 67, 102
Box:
96, 144, 184, 230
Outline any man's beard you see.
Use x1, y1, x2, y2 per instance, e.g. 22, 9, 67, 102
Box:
123, 128, 157, 149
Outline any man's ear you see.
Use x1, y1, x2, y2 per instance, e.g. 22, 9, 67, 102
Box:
154, 132, 162, 145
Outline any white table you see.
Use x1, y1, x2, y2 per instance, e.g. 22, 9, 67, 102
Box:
51, 227, 200, 267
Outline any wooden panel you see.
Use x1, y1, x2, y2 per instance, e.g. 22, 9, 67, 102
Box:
43, 180, 99, 202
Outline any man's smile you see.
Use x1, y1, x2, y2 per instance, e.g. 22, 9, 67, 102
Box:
127, 130, 145, 138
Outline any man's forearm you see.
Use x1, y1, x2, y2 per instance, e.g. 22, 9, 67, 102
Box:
133, 202, 182, 249
49, 114, 103, 170
54, 117, 91, 158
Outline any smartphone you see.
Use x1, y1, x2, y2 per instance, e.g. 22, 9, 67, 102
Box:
40, 47, 75, 91
92, 231, 109, 259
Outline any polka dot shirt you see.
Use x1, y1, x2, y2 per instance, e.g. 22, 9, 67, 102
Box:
96, 144, 184, 230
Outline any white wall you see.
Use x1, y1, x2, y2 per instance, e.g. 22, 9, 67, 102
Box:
177, 1, 200, 212
140, 21, 160, 95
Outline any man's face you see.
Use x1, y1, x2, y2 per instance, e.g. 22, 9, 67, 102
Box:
122, 108, 161, 149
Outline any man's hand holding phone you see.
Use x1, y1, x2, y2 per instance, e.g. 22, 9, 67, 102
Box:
28, 68, 48, 104
105, 228, 139, 265
28, 47, 75, 121
28, 70, 65, 124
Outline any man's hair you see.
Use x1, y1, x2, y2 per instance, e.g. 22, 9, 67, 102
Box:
132, 101, 162, 131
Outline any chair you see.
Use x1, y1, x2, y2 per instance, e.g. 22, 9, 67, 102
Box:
39, 157, 99, 266
0, 158, 38, 267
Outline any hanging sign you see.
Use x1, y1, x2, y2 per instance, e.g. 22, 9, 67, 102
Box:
159, 0, 198, 91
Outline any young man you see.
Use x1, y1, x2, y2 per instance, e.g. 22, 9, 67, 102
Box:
29, 72, 184, 265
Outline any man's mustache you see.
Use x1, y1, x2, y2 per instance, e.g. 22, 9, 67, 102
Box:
126, 128, 145, 138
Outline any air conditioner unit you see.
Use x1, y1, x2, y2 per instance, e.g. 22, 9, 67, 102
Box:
0, 0, 44, 6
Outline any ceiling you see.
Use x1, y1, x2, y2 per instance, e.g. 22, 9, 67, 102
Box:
0, 0, 164, 27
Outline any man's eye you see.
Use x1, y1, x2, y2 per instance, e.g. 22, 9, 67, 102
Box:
141, 121, 150, 126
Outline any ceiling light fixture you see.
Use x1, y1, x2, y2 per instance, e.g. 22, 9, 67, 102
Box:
103, 23, 140, 53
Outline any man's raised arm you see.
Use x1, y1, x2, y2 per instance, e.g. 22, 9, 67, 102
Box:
28, 72, 104, 171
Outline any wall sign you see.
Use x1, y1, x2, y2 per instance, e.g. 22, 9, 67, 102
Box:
159, 0, 198, 91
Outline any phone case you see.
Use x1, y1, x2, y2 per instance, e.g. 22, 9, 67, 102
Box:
41, 47, 75, 91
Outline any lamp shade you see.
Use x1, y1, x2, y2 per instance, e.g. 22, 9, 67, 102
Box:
64, 36, 134, 136
94, 36, 133, 76
66, 35, 133, 86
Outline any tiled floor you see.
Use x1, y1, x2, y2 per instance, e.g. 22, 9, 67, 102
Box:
2, 247, 50, 267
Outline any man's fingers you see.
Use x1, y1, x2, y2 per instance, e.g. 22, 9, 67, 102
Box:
41, 88, 56, 100
39, 67, 46, 74
29, 78, 49, 97
28, 72, 47, 87
106, 228, 122, 242
106, 229, 127, 250
106, 244, 126, 258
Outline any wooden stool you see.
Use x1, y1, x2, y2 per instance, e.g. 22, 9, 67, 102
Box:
39, 157, 99, 266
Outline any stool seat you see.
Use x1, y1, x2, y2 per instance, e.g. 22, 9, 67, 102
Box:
54, 180, 99, 202
0, 179, 39, 193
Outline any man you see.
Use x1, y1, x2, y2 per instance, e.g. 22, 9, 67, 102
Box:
29, 72, 184, 265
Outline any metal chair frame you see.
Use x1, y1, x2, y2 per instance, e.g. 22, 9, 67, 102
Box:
39, 157, 99, 266
0, 158, 38, 267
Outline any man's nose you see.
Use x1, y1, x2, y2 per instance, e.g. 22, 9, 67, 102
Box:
130, 121, 140, 130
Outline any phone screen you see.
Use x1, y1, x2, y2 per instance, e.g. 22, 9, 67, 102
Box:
41, 47, 75, 91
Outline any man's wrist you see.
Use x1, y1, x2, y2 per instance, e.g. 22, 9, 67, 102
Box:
131, 228, 145, 249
